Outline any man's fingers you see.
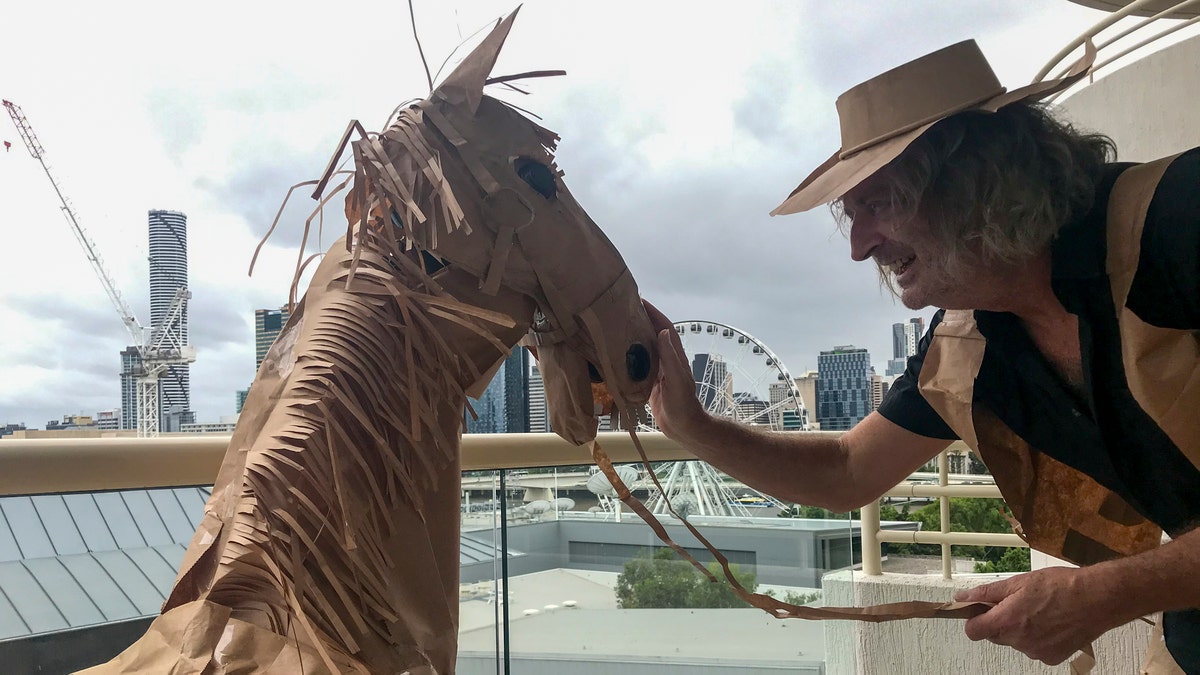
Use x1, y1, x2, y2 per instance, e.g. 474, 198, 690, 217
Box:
964, 613, 998, 643
955, 578, 1011, 604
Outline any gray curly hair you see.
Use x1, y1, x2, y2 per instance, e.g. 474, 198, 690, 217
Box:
834, 101, 1116, 288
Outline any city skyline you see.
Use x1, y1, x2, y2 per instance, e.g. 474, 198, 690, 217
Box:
10, 287, 920, 429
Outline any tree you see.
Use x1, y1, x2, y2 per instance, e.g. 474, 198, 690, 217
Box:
615, 548, 758, 609
779, 504, 859, 519
974, 546, 1031, 573
878, 498, 1030, 573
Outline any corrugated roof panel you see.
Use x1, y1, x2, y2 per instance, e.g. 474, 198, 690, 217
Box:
0, 561, 68, 634
122, 547, 181, 592
22, 558, 104, 628
3, 498, 56, 559
91, 493, 146, 549
0, 585, 31, 640
118, 492, 171, 546
152, 544, 186, 573
147, 490, 197, 544
32, 495, 87, 556
62, 493, 118, 553
176, 487, 211, 515
90, 551, 164, 616
0, 507, 23, 563
57, 554, 139, 622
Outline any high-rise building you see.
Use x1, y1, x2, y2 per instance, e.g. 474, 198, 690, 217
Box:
691, 353, 730, 413
732, 392, 768, 425
817, 345, 872, 431
886, 317, 926, 376
529, 365, 549, 433
236, 388, 250, 414
793, 371, 819, 425
465, 349, 530, 434
869, 368, 894, 413
255, 305, 292, 371
119, 346, 141, 430
768, 381, 809, 429
148, 209, 192, 427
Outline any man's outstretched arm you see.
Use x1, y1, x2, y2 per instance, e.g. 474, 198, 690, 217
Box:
645, 301, 950, 512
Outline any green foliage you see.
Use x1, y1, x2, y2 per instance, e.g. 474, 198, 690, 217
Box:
974, 546, 1031, 573
879, 497, 1030, 572
778, 504, 858, 519
781, 590, 821, 605
615, 548, 757, 609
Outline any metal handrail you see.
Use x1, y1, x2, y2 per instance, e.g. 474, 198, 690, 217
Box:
0, 432, 708, 496
2, 432, 1019, 581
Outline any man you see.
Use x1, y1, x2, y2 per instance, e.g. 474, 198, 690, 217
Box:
647, 39, 1199, 669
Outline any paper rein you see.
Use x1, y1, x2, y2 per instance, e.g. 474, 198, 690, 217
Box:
589, 434, 993, 623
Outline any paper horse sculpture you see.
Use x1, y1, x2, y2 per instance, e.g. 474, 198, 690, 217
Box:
82, 10, 658, 674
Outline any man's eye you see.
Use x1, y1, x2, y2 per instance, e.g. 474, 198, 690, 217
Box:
865, 200, 890, 216
514, 158, 557, 200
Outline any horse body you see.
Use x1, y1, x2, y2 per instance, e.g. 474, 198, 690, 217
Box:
83, 9, 656, 674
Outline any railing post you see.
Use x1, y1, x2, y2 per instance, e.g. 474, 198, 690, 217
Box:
939, 449, 952, 580
860, 498, 882, 576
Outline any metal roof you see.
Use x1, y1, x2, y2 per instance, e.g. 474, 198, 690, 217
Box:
0, 486, 521, 642
0, 487, 206, 641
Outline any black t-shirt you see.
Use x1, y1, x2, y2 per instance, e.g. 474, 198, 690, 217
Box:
878, 148, 1200, 535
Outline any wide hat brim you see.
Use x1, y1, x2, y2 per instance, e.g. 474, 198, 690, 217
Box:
771, 42, 1096, 216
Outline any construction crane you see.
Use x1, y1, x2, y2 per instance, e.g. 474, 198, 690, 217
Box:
4, 99, 196, 436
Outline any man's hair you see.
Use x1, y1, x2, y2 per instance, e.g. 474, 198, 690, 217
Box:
834, 102, 1116, 280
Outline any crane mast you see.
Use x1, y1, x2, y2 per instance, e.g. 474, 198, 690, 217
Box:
3, 99, 196, 436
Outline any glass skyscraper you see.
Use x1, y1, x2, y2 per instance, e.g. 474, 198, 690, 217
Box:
817, 345, 872, 431
148, 209, 192, 429
465, 348, 530, 434
254, 305, 291, 371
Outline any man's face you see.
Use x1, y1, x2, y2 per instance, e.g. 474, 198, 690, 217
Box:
841, 172, 979, 310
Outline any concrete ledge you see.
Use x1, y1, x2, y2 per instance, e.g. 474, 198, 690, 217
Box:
822, 571, 1152, 674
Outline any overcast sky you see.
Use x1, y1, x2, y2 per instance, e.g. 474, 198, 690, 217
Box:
0, 0, 1161, 427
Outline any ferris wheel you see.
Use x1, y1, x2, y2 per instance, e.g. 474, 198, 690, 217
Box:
644, 320, 810, 432
632, 320, 808, 518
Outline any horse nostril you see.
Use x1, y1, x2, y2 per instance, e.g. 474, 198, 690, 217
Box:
626, 343, 651, 382
587, 362, 604, 384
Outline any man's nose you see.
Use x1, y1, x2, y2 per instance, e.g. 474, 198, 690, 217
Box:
849, 213, 885, 262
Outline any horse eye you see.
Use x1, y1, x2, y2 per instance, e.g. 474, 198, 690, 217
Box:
514, 158, 557, 200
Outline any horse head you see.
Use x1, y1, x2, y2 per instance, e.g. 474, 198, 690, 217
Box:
338, 8, 657, 443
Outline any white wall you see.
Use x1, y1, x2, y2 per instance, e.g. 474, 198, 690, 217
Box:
1059, 33, 1200, 160
823, 571, 1153, 674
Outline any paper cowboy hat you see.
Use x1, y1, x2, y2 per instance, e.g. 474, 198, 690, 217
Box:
771, 39, 1096, 215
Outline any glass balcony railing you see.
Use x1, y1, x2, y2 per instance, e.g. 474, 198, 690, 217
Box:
0, 430, 1165, 674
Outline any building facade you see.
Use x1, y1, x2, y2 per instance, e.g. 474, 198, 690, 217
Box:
691, 353, 730, 413
254, 305, 292, 371
93, 409, 120, 431
793, 370, 819, 428
529, 365, 549, 433
118, 346, 140, 430
465, 349, 530, 434
816, 346, 872, 431
886, 317, 925, 376
148, 209, 192, 428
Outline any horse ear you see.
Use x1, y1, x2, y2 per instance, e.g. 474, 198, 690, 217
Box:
432, 7, 520, 115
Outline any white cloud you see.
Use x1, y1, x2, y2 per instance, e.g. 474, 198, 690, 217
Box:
0, 0, 1166, 427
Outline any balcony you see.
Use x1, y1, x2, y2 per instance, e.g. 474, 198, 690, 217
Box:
0, 432, 1158, 674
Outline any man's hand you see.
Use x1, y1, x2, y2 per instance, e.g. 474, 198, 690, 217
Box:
641, 300, 707, 442
955, 567, 1118, 665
